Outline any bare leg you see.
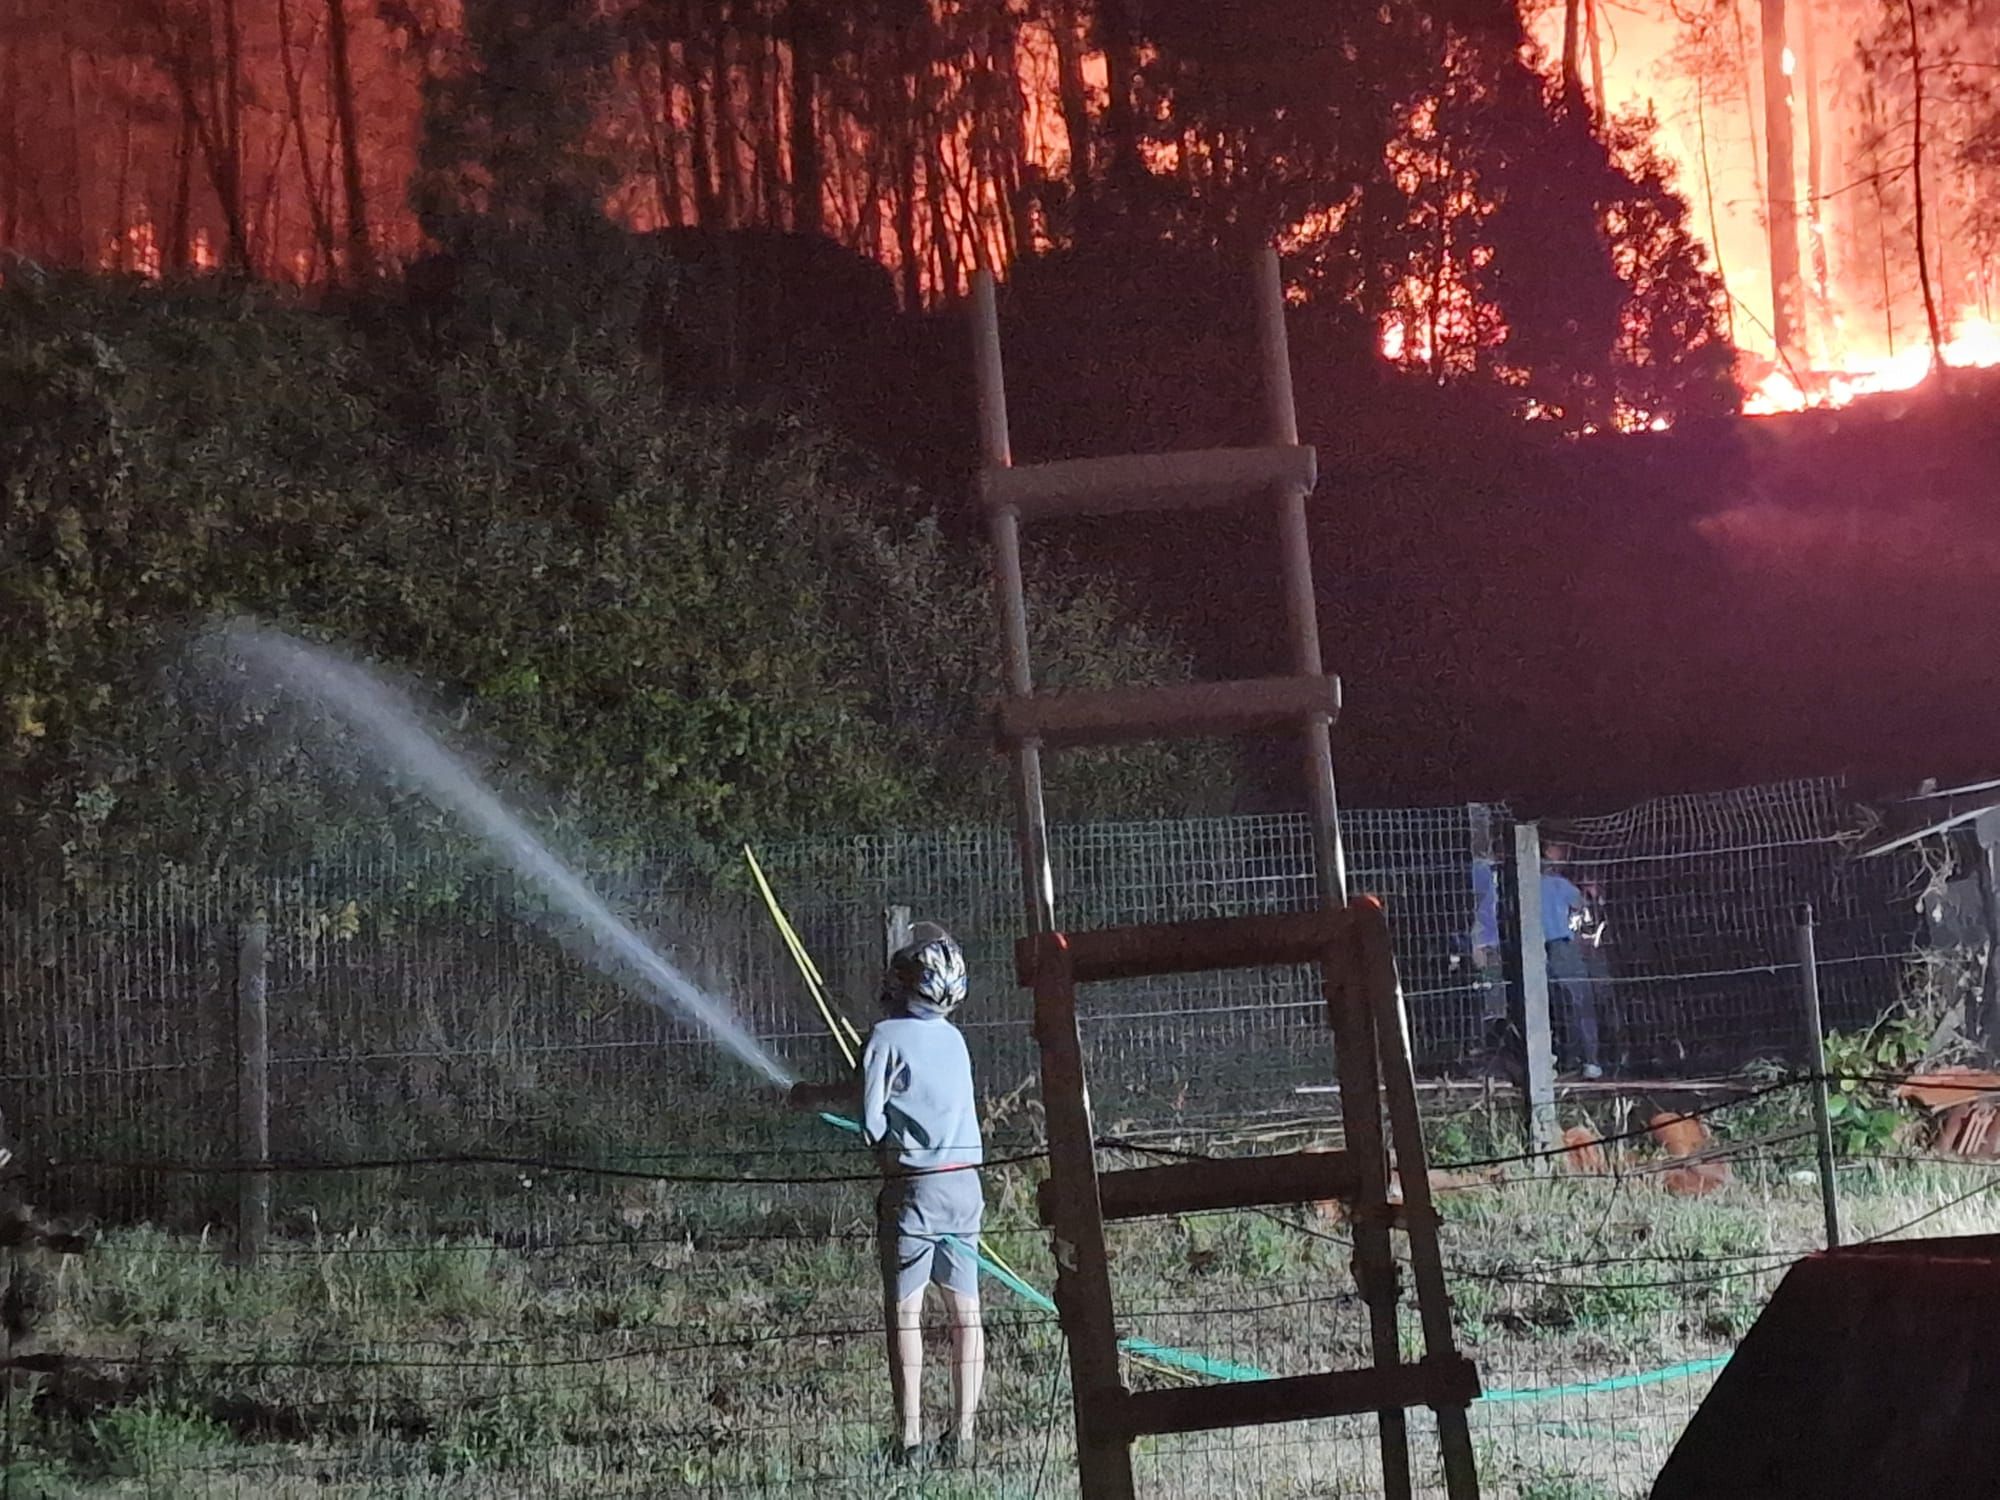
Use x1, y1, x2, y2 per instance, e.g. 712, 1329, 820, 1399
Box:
888, 1287, 925, 1449
943, 1286, 985, 1446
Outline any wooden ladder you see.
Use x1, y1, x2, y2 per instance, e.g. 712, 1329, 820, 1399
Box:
970, 250, 1482, 1500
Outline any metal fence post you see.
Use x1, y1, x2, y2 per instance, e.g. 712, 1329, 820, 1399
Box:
1512, 823, 1561, 1161
1795, 902, 1842, 1248
236, 914, 270, 1265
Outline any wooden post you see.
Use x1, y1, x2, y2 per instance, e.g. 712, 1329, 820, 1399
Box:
1512, 823, 1561, 1161
1259, 247, 1349, 909
1029, 933, 1134, 1499
973, 268, 1057, 935
235, 914, 269, 1265
1256, 245, 1407, 1493
1355, 903, 1483, 1500
1796, 904, 1842, 1248
883, 904, 912, 965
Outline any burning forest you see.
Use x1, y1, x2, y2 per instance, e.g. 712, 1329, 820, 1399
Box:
6, 0, 2000, 423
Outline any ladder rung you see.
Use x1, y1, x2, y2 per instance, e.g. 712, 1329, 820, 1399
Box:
980, 445, 1317, 521
1037, 1150, 1357, 1225
1016, 909, 1356, 985
1112, 1356, 1482, 1438
998, 675, 1339, 750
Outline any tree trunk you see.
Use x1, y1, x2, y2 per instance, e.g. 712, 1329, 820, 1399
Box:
1731, 2, 1768, 255
1798, 0, 1828, 345
219, 0, 250, 269
172, 43, 250, 272
1586, 0, 1606, 121
929, 136, 958, 297
62, 28, 86, 261
788, 0, 820, 233
1864, 77, 1895, 353
894, 102, 920, 307
738, 0, 777, 224
993, 17, 1032, 258
1561, 0, 1584, 112
1050, 0, 1093, 225
1905, 0, 1945, 374
275, 0, 339, 275
325, 0, 372, 278
2, 30, 21, 248
640, 34, 680, 227
112, 73, 134, 270
684, 10, 722, 224
1695, 78, 1734, 346
170, 93, 194, 270
1095, 0, 1143, 208
1759, 0, 1804, 369
712, 19, 741, 223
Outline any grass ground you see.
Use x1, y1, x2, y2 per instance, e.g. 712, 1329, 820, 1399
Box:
5, 1098, 1998, 1498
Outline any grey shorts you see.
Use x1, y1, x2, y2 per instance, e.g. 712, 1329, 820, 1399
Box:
877, 1168, 984, 1304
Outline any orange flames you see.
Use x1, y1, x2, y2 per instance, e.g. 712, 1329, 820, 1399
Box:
1507, 1, 2000, 419
1743, 315, 2000, 413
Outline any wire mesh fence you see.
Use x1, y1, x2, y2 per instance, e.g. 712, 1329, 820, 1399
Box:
0, 774, 1976, 1498
0, 778, 1937, 1185
1539, 778, 1925, 1077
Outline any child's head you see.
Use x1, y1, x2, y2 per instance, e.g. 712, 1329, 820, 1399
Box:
881, 922, 967, 1019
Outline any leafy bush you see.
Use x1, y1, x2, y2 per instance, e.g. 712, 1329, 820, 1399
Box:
1820, 1016, 1926, 1156
1732, 1013, 1927, 1157
0, 274, 1227, 879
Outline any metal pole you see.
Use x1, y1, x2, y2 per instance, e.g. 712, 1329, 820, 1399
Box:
972, 269, 1055, 934
1796, 903, 1842, 1248
1513, 823, 1562, 1162
235, 913, 270, 1265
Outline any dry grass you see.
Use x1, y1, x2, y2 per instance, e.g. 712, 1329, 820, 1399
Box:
6, 1101, 1999, 1498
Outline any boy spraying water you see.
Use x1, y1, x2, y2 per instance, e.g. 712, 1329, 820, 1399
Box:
790, 923, 986, 1465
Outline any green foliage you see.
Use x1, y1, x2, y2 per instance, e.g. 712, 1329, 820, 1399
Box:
1515, 1474, 1617, 1500
75, 1400, 231, 1479
0, 274, 1225, 876
1734, 1014, 1927, 1157
0, 1448, 72, 1500
1821, 1015, 1926, 1156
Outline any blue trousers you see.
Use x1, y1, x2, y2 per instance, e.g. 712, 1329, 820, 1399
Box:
1545, 939, 1603, 1069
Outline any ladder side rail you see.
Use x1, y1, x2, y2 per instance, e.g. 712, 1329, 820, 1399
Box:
1357, 902, 1484, 1500
1030, 934, 1137, 1499
1256, 247, 1349, 909
1259, 247, 1410, 1491
1325, 926, 1415, 1499
972, 269, 1056, 934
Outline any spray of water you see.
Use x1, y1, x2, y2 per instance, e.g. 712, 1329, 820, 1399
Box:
208, 619, 794, 1088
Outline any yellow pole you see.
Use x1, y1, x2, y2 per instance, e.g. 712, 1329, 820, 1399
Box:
744, 845, 859, 1069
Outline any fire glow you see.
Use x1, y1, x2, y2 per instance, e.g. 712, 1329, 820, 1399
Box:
1744, 314, 2000, 413
1507, 0, 2000, 419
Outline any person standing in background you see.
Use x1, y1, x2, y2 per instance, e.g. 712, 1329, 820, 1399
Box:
1541, 842, 1605, 1080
